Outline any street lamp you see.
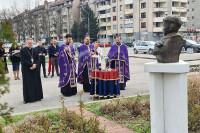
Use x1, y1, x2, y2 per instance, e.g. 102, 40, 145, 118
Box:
80, 6, 90, 37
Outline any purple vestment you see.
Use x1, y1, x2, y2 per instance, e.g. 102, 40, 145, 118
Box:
58, 44, 76, 88
107, 43, 130, 82
77, 44, 99, 84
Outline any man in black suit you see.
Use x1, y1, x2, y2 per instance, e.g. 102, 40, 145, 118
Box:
35, 41, 48, 78
48, 39, 59, 78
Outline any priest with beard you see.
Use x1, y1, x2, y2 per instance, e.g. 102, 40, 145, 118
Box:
78, 35, 98, 92
20, 38, 43, 103
107, 36, 130, 90
58, 34, 77, 96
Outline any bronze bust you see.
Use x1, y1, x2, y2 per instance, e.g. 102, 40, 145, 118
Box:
153, 16, 186, 63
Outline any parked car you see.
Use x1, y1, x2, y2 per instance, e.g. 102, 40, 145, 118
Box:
133, 41, 155, 54
98, 42, 112, 47
73, 42, 81, 52
57, 41, 65, 47
122, 41, 133, 47
5, 43, 12, 48
33, 42, 38, 48
183, 40, 200, 53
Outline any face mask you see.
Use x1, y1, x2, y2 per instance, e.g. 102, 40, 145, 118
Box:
85, 42, 89, 45
117, 42, 121, 45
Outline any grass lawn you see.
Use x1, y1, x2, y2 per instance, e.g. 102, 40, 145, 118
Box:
0, 108, 62, 126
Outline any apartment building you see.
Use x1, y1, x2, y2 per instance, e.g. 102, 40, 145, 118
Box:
186, 0, 200, 41
134, 0, 187, 41
13, 0, 80, 42
96, 0, 134, 43
95, 0, 187, 43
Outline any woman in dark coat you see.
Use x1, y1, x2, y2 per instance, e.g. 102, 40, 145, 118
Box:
9, 43, 21, 80
0, 42, 9, 73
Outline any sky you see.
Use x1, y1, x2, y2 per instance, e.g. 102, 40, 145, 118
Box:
0, 0, 53, 10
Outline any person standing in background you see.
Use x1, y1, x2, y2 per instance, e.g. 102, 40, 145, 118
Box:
48, 39, 59, 78
9, 43, 21, 80
35, 41, 48, 78
0, 42, 9, 73
94, 41, 102, 70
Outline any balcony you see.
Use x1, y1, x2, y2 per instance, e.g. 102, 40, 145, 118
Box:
107, 30, 112, 36
99, 22, 106, 27
154, 0, 166, 2
106, 5, 111, 9
172, 0, 180, 2
181, 0, 187, 3
154, 7, 167, 12
153, 27, 163, 32
172, 7, 187, 12
98, 5, 106, 11
99, 30, 106, 35
106, 13, 111, 18
99, 14, 106, 18
181, 17, 187, 22
125, 19, 133, 24
153, 17, 164, 22
107, 22, 111, 26
125, 9, 133, 15
125, 0, 133, 5
125, 28, 133, 33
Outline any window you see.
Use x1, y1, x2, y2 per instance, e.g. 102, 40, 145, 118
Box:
120, 5, 123, 11
192, 8, 194, 12
130, 4, 133, 9
120, 15, 123, 20
141, 12, 146, 18
120, 24, 123, 29
113, 25, 117, 29
172, 2, 175, 7
156, 12, 161, 17
112, 0, 116, 3
192, 16, 194, 19
125, 23, 133, 28
156, 3, 160, 8
141, 22, 146, 28
156, 22, 160, 27
113, 16, 116, 21
141, 2, 146, 8
113, 6, 116, 12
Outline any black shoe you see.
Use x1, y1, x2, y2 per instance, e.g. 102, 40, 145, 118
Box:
51, 75, 54, 78
23, 101, 27, 104
44, 76, 48, 78
57, 74, 60, 76
48, 73, 50, 76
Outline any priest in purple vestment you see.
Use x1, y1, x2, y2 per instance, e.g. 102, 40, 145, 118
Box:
78, 35, 98, 92
58, 34, 77, 96
107, 36, 130, 90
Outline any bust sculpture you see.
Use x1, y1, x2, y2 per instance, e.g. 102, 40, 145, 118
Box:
153, 16, 186, 63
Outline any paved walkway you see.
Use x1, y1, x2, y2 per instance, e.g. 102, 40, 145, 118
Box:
67, 106, 134, 133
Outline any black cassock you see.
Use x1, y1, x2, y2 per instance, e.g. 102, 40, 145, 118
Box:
20, 47, 43, 103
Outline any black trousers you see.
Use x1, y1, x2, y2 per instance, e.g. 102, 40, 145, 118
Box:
38, 57, 46, 76
51, 57, 59, 76
83, 65, 91, 92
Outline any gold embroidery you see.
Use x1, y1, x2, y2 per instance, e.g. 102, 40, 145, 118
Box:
64, 73, 67, 76
61, 54, 64, 57
64, 63, 67, 66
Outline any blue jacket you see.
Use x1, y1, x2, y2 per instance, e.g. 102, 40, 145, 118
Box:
48, 45, 59, 58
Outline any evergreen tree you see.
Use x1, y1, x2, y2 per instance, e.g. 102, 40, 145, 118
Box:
79, 4, 99, 42
0, 20, 15, 43
71, 21, 80, 42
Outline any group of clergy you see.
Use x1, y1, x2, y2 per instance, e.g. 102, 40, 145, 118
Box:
20, 34, 130, 104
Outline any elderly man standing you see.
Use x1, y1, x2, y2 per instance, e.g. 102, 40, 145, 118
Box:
20, 38, 43, 103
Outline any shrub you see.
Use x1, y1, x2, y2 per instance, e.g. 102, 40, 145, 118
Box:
188, 73, 200, 131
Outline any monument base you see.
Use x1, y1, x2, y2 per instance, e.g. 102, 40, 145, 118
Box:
144, 60, 189, 133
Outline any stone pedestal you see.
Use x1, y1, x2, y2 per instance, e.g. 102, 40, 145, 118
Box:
144, 60, 189, 133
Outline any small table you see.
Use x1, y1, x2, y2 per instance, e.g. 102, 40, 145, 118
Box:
90, 69, 120, 99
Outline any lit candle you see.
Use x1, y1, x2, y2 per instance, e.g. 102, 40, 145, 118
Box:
104, 42, 106, 58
